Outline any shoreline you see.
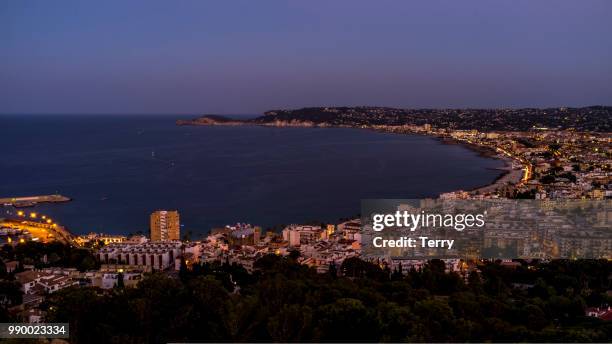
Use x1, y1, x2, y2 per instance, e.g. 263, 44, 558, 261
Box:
436, 137, 523, 194
468, 158, 521, 194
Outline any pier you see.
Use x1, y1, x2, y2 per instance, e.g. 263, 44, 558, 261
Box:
0, 194, 71, 207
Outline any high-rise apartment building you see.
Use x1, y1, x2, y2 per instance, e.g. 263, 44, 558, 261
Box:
150, 210, 180, 241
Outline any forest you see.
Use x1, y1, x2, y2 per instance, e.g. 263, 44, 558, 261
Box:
9, 253, 608, 343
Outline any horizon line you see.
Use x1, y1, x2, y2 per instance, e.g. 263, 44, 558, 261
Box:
2, 104, 611, 116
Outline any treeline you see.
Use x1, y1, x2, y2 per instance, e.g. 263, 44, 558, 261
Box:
0, 242, 98, 273
42, 256, 612, 343
0, 242, 100, 321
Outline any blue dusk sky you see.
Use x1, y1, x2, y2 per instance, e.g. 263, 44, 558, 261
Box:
1, 0, 611, 114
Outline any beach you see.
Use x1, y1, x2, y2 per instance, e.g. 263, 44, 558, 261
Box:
470, 157, 524, 194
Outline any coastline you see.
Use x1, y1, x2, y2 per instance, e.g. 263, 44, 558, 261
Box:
468, 158, 522, 194
436, 137, 523, 194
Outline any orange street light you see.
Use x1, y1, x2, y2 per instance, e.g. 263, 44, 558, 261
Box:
30, 212, 37, 219
17, 211, 24, 217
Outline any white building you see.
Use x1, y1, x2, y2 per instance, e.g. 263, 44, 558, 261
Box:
337, 220, 361, 240
15, 270, 79, 295
282, 225, 322, 247
97, 241, 182, 271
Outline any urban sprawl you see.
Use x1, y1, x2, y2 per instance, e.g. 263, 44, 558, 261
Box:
1, 106, 610, 324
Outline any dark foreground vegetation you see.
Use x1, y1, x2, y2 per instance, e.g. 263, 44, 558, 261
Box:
29, 255, 612, 343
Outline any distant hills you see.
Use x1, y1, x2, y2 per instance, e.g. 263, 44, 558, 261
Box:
177, 106, 612, 132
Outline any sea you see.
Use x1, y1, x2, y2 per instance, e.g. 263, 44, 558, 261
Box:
0, 114, 504, 238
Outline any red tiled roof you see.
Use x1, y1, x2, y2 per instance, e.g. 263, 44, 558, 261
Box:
600, 310, 612, 321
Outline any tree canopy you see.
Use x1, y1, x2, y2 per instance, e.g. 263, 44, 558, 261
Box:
41, 256, 612, 343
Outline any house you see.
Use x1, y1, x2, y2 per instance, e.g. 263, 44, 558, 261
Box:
37, 274, 79, 293
15, 271, 50, 294
586, 306, 612, 321
4, 260, 19, 273
15, 270, 78, 295
22, 308, 44, 323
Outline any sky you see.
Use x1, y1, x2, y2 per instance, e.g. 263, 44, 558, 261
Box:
1, 1, 611, 114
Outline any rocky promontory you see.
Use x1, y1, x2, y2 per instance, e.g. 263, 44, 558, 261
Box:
176, 115, 246, 126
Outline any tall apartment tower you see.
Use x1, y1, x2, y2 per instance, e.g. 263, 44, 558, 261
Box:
150, 210, 180, 241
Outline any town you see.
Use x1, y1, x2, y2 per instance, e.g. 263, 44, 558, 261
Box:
0, 106, 610, 338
